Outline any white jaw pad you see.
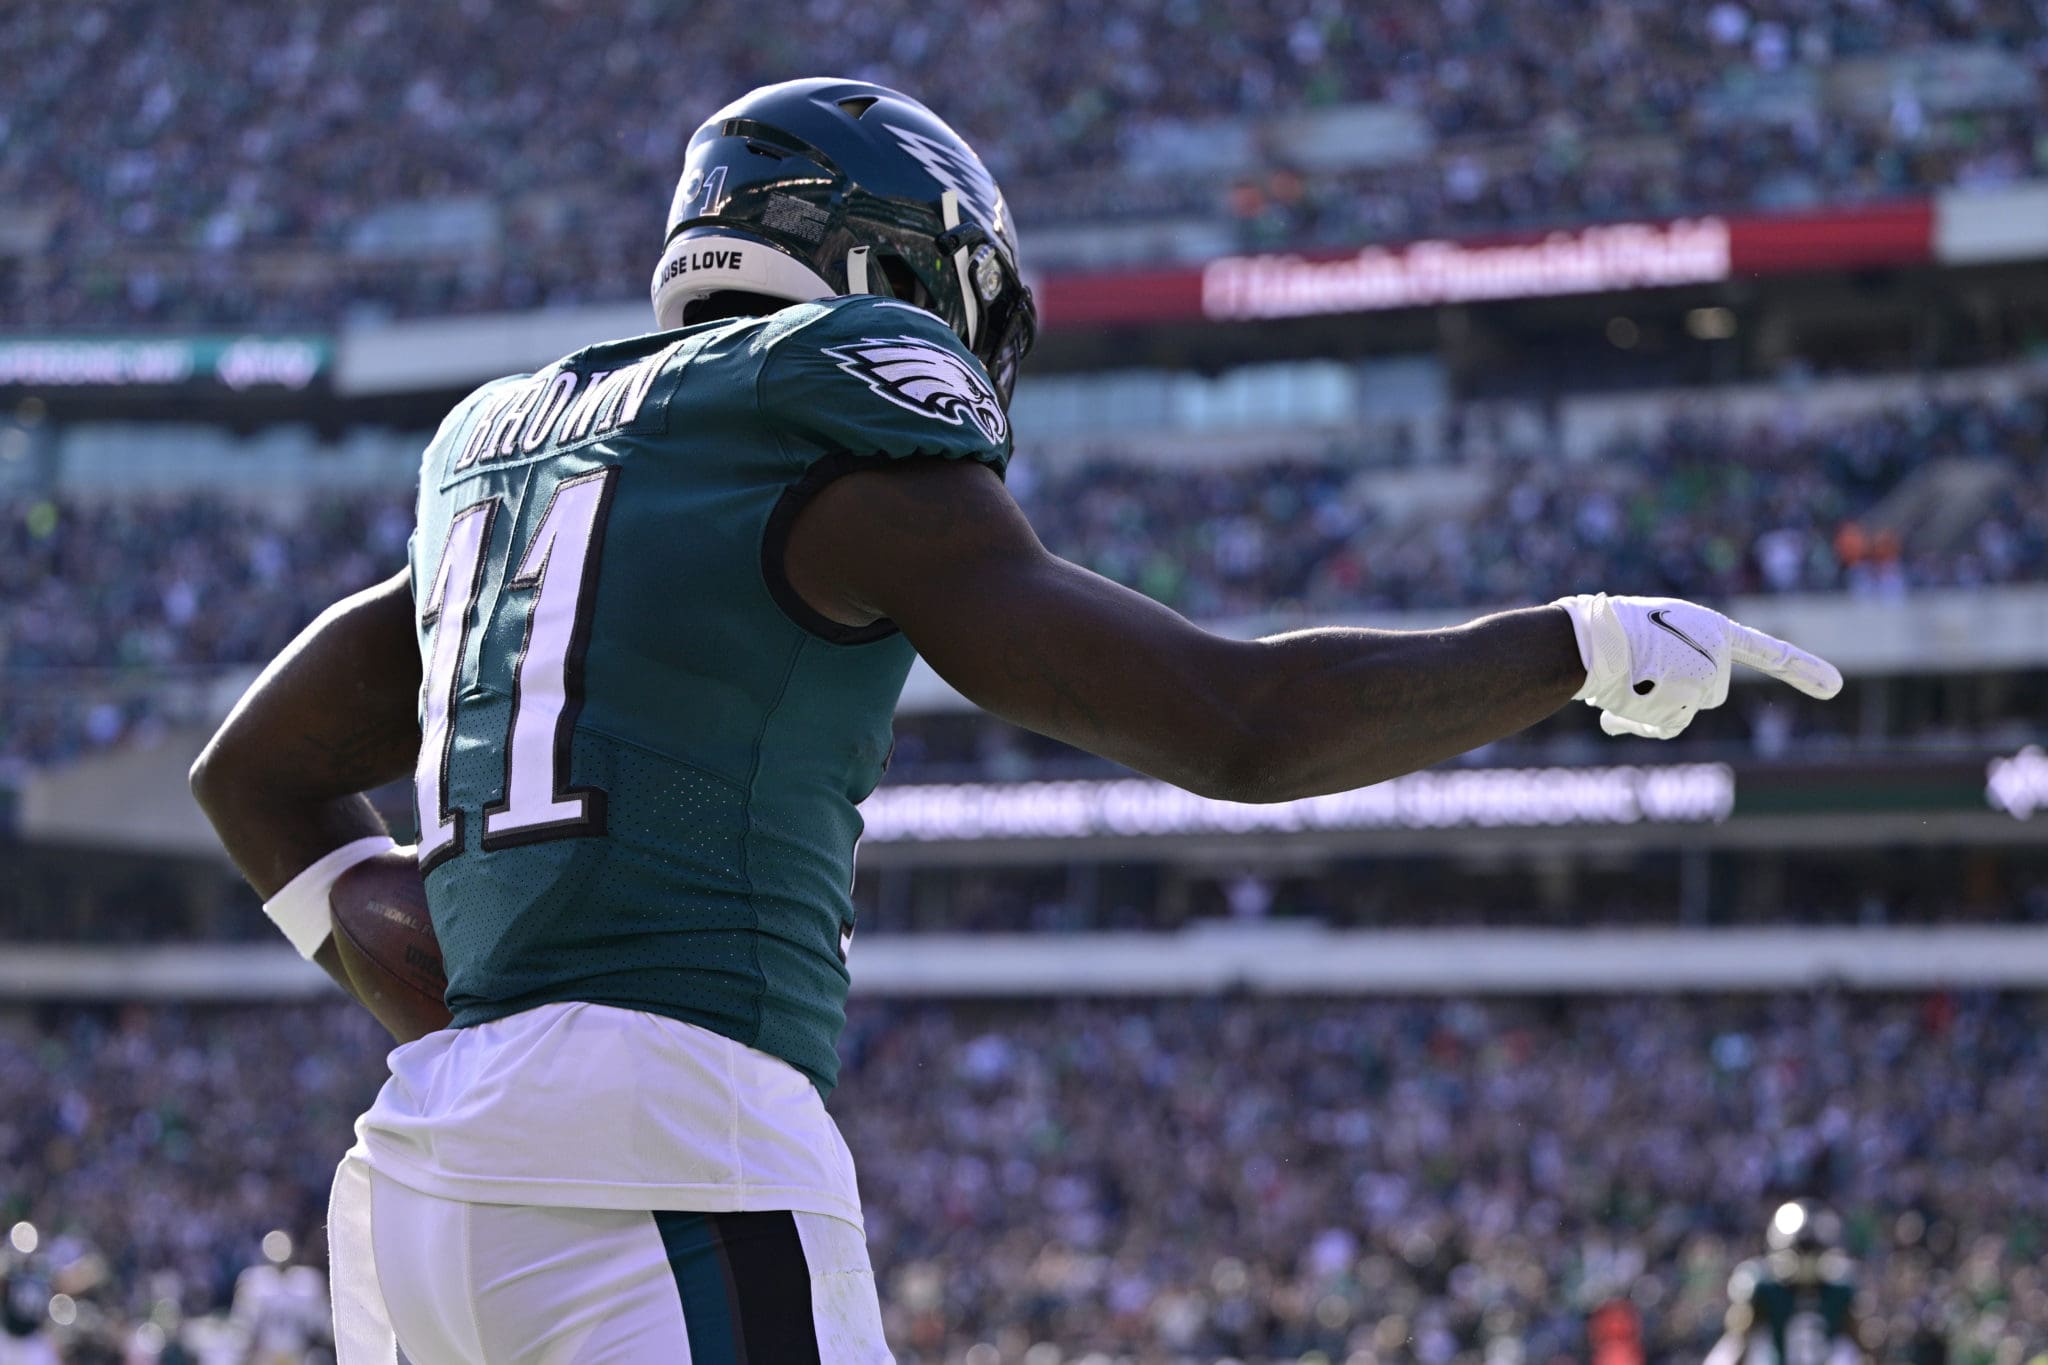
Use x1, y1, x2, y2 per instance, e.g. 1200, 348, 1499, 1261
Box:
650, 232, 838, 330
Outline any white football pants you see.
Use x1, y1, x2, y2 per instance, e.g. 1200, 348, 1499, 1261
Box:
328, 1154, 893, 1364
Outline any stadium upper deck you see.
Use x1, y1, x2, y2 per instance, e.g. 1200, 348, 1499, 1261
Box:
2, 0, 2043, 326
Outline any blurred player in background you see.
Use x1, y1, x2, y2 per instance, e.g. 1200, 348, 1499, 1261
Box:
1706, 1201, 1866, 1365
193, 77, 1843, 1364
0, 1250, 57, 1365
228, 1231, 331, 1365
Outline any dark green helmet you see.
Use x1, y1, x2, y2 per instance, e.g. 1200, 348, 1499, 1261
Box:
1767, 1199, 1840, 1255
651, 77, 1037, 405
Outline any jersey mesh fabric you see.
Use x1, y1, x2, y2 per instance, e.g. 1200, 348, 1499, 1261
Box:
409, 296, 1012, 1094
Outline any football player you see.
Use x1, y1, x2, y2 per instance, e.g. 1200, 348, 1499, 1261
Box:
1706, 1201, 1866, 1365
191, 78, 1843, 1363
0, 1240, 58, 1365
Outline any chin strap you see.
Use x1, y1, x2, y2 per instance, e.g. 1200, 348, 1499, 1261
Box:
844, 245, 871, 295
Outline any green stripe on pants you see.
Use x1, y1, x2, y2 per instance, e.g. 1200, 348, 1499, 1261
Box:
654, 1211, 743, 1364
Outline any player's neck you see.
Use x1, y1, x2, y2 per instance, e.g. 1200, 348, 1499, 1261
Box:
683, 290, 791, 325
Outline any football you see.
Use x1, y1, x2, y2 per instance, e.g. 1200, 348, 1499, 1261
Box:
328, 851, 452, 1044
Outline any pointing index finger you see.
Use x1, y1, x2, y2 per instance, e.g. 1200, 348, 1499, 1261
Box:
1725, 621, 1844, 700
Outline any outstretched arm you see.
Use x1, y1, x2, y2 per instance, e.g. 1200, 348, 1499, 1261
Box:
785, 459, 1585, 803
190, 569, 421, 991
785, 458, 1840, 802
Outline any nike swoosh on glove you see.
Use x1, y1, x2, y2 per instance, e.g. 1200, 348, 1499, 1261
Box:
1553, 593, 1843, 740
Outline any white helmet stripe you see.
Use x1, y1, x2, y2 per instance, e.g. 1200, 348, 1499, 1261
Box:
941, 190, 979, 351
885, 122, 1006, 238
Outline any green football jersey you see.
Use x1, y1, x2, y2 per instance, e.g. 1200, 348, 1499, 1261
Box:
405, 295, 1011, 1095
1731, 1258, 1858, 1365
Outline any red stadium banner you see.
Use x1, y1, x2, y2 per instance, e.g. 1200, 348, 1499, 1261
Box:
1035, 200, 1936, 328
1728, 199, 1934, 275
1035, 264, 1208, 326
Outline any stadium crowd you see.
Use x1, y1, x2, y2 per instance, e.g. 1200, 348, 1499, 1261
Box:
3, 0, 2045, 326
1, 992, 2041, 1363
1016, 384, 2048, 621
6, 379, 2042, 771
0, 491, 410, 772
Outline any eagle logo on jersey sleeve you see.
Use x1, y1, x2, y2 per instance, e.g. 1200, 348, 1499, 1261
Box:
822, 336, 1010, 447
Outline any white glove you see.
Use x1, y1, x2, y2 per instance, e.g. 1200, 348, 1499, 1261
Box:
1554, 593, 1843, 740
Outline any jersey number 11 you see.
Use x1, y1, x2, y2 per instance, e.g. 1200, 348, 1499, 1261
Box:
414, 468, 618, 872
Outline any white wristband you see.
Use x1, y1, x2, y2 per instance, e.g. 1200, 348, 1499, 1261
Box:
263, 835, 400, 960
